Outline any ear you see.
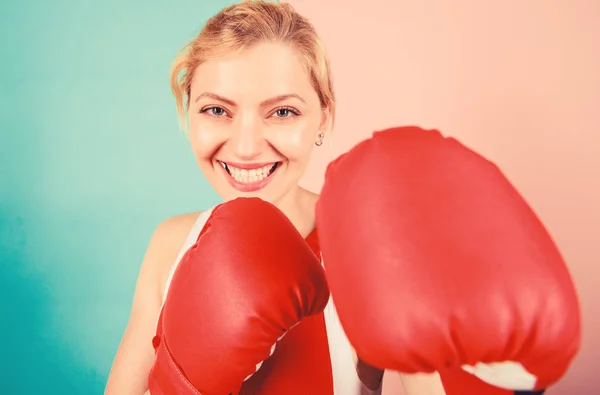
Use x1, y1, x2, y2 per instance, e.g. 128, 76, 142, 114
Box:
318, 106, 334, 137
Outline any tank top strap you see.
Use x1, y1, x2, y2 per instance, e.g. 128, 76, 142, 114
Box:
160, 208, 215, 306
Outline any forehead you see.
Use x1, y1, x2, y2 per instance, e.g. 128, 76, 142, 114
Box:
191, 42, 318, 104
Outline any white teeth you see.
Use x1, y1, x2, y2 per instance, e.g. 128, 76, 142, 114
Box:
222, 162, 277, 184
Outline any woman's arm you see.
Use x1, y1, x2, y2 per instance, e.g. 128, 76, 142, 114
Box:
104, 214, 198, 395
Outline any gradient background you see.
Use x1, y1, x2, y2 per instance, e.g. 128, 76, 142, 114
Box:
0, 0, 598, 394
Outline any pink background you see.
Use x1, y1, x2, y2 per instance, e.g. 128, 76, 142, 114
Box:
289, 0, 600, 393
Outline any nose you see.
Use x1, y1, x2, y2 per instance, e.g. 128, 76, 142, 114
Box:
229, 115, 265, 161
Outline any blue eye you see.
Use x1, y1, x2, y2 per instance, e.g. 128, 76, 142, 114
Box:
212, 107, 225, 116
201, 107, 227, 116
273, 107, 298, 118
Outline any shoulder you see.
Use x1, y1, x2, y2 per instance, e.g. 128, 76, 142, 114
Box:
143, 212, 203, 294
151, 212, 201, 250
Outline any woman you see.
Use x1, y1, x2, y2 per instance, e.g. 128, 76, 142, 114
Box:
105, 1, 443, 394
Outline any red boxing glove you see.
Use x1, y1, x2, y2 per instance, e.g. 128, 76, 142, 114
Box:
316, 126, 581, 394
148, 197, 330, 395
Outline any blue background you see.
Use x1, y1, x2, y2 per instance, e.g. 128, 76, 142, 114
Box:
0, 0, 235, 393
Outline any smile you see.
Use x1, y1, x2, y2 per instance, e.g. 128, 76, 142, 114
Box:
217, 160, 281, 192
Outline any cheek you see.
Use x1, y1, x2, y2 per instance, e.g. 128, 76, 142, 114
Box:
270, 123, 317, 163
189, 119, 226, 161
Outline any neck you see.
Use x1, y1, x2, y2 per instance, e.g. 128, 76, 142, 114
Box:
273, 185, 317, 238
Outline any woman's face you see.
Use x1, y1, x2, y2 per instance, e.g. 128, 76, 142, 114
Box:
188, 42, 330, 205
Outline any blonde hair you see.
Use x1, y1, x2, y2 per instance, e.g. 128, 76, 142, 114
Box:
170, 0, 335, 132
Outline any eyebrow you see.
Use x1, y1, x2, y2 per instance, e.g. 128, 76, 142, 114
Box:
193, 93, 306, 107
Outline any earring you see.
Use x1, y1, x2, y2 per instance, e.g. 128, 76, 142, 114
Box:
315, 133, 325, 146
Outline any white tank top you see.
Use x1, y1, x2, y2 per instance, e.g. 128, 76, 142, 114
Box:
159, 208, 383, 395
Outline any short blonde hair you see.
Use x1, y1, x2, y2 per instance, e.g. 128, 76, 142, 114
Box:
170, 0, 335, 132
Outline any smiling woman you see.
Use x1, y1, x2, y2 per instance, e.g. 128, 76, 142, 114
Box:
103, 1, 389, 395
177, 39, 333, 217
186, 41, 327, 203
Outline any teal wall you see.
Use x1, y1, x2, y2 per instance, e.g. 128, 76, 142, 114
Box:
0, 1, 235, 393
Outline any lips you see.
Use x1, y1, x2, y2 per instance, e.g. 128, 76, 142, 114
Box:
217, 160, 281, 192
